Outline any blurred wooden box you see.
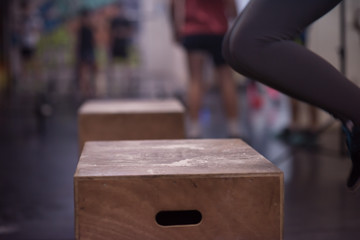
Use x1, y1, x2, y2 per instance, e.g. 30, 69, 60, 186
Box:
74, 139, 283, 240
78, 99, 185, 152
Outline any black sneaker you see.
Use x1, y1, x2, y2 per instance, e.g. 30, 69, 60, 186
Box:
342, 123, 360, 191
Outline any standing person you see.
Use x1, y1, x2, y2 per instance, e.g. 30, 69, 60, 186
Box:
107, 3, 134, 97
76, 9, 96, 99
18, 0, 42, 93
223, 0, 360, 191
171, 0, 241, 138
109, 4, 133, 64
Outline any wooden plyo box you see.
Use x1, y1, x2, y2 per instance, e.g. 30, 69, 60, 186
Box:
74, 139, 283, 240
78, 99, 185, 152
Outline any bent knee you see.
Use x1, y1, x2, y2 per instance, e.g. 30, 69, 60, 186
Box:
222, 32, 233, 66
223, 30, 261, 75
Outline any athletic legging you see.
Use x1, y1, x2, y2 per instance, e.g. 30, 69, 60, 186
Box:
223, 0, 360, 125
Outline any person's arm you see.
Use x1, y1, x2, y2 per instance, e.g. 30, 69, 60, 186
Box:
109, 19, 115, 49
170, 0, 185, 43
354, 8, 360, 33
224, 0, 238, 20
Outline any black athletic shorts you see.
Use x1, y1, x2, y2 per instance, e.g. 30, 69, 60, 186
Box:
182, 34, 226, 66
112, 38, 130, 59
21, 46, 35, 60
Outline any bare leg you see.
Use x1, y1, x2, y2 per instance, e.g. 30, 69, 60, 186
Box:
308, 105, 319, 132
187, 51, 205, 121
290, 99, 301, 130
215, 65, 240, 136
215, 65, 238, 119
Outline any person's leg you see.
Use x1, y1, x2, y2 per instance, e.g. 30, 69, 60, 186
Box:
107, 56, 115, 97
215, 65, 240, 137
29, 54, 42, 95
290, 99, 301, 131
186, 51, 205, 137
223, 0, 360, 190
215, 65, 237, 119
209, 35, 240, 137
19, 53, 33, 93
79, 62, 88, 98
223, 0, 360, 125
308, 105, 319, 132
90, 61, 97, 97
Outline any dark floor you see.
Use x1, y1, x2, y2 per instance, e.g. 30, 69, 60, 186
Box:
0, 87, 360, 240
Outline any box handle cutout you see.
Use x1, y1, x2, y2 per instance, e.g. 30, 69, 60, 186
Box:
156, 210, 202, 226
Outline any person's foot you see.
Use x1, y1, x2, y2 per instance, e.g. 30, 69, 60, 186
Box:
187, 120, 202, 139
226, 119, 241, 139
300, 129, 319, 149
342, 123, 360, 191
276, 127, 293, 141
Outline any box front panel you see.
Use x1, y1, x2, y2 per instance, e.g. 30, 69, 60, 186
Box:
76, 175, 282, 240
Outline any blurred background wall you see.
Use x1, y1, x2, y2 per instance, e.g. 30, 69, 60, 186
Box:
1, 0, 360, 98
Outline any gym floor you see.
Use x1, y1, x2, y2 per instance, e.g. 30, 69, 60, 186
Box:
0, 85, 359, 240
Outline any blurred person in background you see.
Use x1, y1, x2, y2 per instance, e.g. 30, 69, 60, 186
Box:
76, 8, 97, 99
107, 3, 134, 97
18, 0, 42, 93
171, 0, 241, 138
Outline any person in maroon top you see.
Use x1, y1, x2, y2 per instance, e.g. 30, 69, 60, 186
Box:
171, 0, 240, 138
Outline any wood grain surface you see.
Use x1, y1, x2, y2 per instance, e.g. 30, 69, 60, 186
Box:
75, 139, 283, 240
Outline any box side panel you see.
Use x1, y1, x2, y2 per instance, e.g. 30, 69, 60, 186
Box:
79, 113, 184, 151
74, 178, 80, 240
280, 172, 284, 240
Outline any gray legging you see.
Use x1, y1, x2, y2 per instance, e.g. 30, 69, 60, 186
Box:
223, 0, 360, 125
